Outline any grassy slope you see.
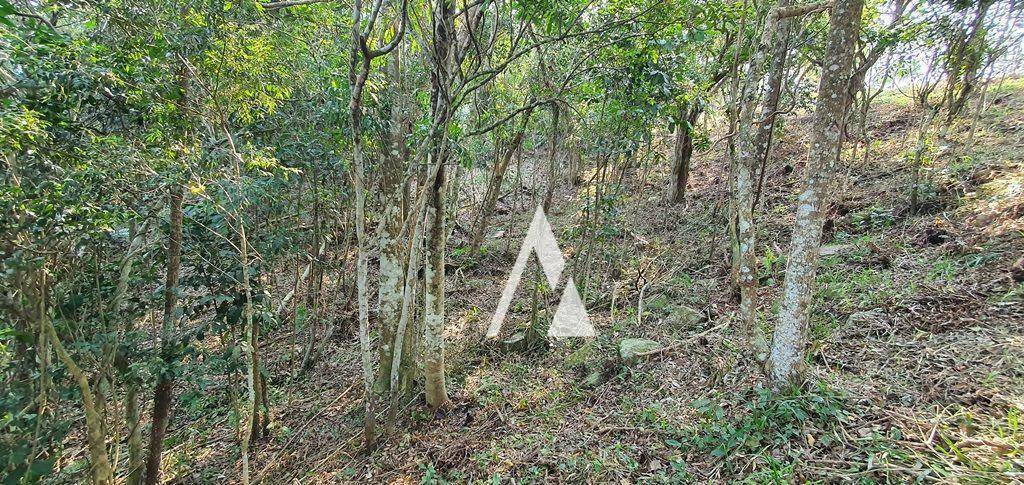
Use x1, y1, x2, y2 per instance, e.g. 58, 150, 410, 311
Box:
167, 81, 1024, 484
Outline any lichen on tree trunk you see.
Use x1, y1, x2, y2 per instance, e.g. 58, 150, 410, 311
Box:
768, 0, 865, 387
424, 161, 451, 408
732, 0, 794, 361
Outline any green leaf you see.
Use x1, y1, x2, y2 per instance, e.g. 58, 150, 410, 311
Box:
0, 0, 15, 26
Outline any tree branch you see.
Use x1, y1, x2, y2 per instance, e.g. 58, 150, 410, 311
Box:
465, 97, 554, 137
10, 10, 55, 29
261, 0, 332, 10
773, 1, 833, 20
367, 0, 408, 59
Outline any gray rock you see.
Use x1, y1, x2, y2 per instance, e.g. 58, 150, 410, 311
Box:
666, 304, 704, 328
618, 338, 662, 363
500, 332, 527, 352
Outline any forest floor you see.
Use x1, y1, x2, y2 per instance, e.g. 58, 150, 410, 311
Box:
150, 80, 1024, 483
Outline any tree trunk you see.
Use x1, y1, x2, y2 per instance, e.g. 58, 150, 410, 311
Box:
107, 222, 148, 485
568, 136, 582, 186
424, 0, 453, 409
910, 107, 937, 212
144, 184, 183, 485
424, 158, 451, 408
945, 0, 992, 124
348, 0, 381, 452
750, 3, 793, 211
965, 60, 994, 152
543, 102, 560, 211
768, 0, 864, 387
726, 8, 748, 297
470, 107, 534, 254
237, 199, 256, 485
352, 99, 377, 452
668, 102, 698, 204
41, 267, 114, 484
385, 199, 426, 433
125, 384, 143, 485
352, 146, 376, 446
375, 164, 407, 396
733, 1, 793, 361
376, 41, 411, 395
47, 322, 114, 484
248, 320, 269, 444
298, 178, 325, 375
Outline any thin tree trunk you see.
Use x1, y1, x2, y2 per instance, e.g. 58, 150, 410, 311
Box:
750, 3, 793, 211
39, 266, 113, 484
424, 158, 451, 408
568, 136, 582, 186
299, 175, 325, 375
385, 199, 426, 434
543, 102, 560, 211
910, 107, 937, 212
861, 66, 892, 168
352, 103, 377, 451
144, 184, 183, 485
26, 268, 50, 478
945, 0, 992, 124
237, 202, 256, 485
248, 319, 268, 444
125, 385, 143, 485
115, 223, 148, 485
349, 8, 377, 453
668, 102, 698, 203
768, 0, 864, 387
46, 317, 114, 484
965, 61, 994, 152
214, 116, 258, 483
470, 107, 534, 253
424, 0, 453, 409
726, 4, 748, 295
733, 1, 793, 361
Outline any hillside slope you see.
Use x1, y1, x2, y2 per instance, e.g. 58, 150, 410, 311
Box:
153, 81, 1024, 484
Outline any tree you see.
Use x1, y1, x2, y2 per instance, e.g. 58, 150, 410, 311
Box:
942, 0, 996, 124
422, 0, 455, 409
668, 100, 702, 203
469, 104, 537, 254
144, 184, 183, 485
731, 0, 831, 361
768, 0, 866, 386
347, 0, 408, 449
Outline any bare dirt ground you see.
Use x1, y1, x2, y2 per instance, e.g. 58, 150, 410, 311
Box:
161, 81, 1024, 483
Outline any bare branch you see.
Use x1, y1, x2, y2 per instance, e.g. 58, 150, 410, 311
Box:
10, 10, 55, 29
465, 97, 554, 137
368, 0, 409, 58
260, 0, 331, 11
